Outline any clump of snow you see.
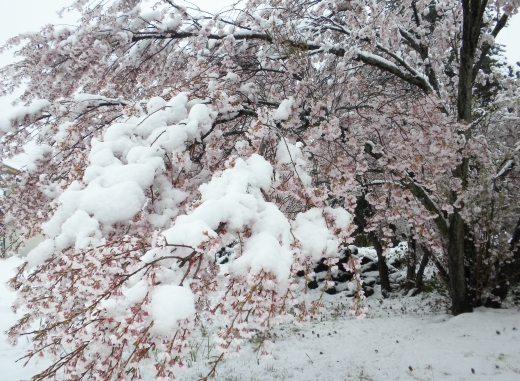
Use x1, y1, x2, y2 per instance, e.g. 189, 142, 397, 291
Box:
164, 14, 182, 30
0, 99, 50, 134
292, 208, 341, 261
24, 144, 53, 173
276, 140, 312, 186
187, 104, 213, 136
162, 219, 217, 249
146, 96, 167, 114
73, 94, 128, 113
326, 206, 352, 230
149, 285, 196, 336
240, 82, 258, 100
0, 115, 13, 133
100, 280, 149, 322
26, 239, 55, 269
54, 210, 101, 251
42, 180, 146, 238
231, 232, 293, 281
225, 72, 240, 82
273, 97, 294, 120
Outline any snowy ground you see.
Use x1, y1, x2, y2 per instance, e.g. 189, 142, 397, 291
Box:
1, 256, 519, 381
181, 294, 520, 381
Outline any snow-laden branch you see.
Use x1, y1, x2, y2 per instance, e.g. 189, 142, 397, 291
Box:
356, 50, 434, 93
495, 142, 520, 179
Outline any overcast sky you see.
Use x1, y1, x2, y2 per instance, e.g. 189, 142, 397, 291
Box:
1, 0, 519, 115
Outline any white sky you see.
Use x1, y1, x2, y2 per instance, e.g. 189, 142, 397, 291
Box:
0, 0, 519, 115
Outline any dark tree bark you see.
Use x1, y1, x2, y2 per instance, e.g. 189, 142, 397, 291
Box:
511, 218, 520, 251
484, 262, 510, 308
354, 195, 392, 294
445, 0, 493, 315
415, 248, 430, 291
446, 212, 473, 314
369, 232, 392, 293
406, 237, 418, 291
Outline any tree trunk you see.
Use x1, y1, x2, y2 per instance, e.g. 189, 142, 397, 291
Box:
415, 246, 430, 291
406, 237, 417, 291
354, 195, 392, 294
484, 262, 510, 308
511, 217, 520, 251
447, 212, 473, 314
369, 232, 392, 293
446, 0, 487, 315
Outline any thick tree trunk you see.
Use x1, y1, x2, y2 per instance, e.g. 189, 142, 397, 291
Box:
369, 232, 392, 293
447, 212, 473, 313
446, 0, 487, 315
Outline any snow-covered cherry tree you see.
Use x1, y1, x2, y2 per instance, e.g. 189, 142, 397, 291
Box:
0, 0, 519, 379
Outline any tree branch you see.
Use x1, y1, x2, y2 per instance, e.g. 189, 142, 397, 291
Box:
472, 13, 509, 81
356, 50, 433, 93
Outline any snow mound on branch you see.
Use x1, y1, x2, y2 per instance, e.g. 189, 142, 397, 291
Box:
149, 285, 196, 336
292, 207, 351, 261
99, 280, 149, 323
0, 99, 50, 134
276, 140, 312, 186
146, 96, 167, 114
41, 180, 146, 241
233, 231, 294, 281
273, 97, 294, 120
26, 239, 55, 269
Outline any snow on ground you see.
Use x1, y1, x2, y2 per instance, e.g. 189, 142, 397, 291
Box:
181, 291, 520, 381
1, 257, 519, 381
